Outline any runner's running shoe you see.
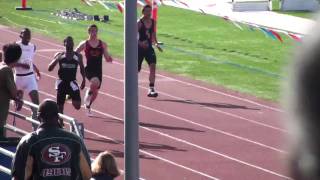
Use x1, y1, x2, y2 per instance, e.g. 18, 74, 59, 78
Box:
147, 88, 158, 97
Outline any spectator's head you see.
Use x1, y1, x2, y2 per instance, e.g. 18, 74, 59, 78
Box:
37, 99, 60, 126
20, 28, 31, 44
88, 24, 98, 38
285, 15, 320, 180
142, 5, 152, 18
63, 36, 74, 51
91, 151, 121, 178
2, 43, 22, 67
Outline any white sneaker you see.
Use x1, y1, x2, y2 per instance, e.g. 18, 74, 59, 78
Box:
147, 88, 158, 97
65, 94, 71, 101
85, 104, 93, 117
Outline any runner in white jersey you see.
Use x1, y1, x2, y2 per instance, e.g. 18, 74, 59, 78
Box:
14, 28, 41, 129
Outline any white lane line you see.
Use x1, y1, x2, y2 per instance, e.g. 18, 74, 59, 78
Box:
98, 89, 287, 153
85, 129, 220, 180
16, 107, 146, 180
0, 27, 282, 112
1, 38, 283, 133
36, 61, 287, 154
36, 90, 220, 180
0, 40, 286, 154
1, 25, 289, 180
104, 74, 287, 133
35, 89, 291, 179
83, 109, 292, 180
113, 60, 283, 113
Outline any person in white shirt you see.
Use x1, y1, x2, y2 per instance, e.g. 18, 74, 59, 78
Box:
14, 28, 41, 128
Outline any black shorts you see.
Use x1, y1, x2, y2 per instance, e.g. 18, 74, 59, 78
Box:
56, 80, 81, 105
85, 66, 102, 89
138, 47, 156, 72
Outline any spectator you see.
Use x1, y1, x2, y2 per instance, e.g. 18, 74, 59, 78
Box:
0, 43, 22, 139
285, 16, 320, 180
11, 99, 92, 180
91, 151, 121, 180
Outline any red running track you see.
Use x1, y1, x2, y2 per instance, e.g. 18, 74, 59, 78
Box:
1, 26, 291, 180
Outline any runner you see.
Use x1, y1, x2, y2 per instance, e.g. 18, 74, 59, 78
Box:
48, 36, 85, 117
75, 24, 112, 116
138, 4, 163, 97
14, 28, 41, 129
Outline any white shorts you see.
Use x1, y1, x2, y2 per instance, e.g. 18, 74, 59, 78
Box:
15, 74, 38, 94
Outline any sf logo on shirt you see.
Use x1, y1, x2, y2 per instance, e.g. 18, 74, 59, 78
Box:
41, 143, 71, 165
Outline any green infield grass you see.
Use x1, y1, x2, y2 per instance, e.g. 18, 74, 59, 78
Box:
0, 0, 304, 101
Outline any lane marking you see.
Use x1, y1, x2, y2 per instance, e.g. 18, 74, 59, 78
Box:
36, 54, 287, 154
105, 74, 287, 133
34, 90, 220, 179
0, 41, 287, 153
34, 89, 291, 179
0, 27, 283, 112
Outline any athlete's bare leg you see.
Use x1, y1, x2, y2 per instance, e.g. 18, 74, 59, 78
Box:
29, 90, 39, 118
148, 63, 158, 97
149, 63, 156, 85
84, 77, 100, 116
72, 100, 81, 110
58, 104, 64, 114
29, 90, 39, 129
88, 77, 100, 105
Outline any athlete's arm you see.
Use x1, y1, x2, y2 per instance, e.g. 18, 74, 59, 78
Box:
33, 64, 41, 80
77, 53, 86, 90
152, 21, 163, 52
75, 40, 86, 53
102, 41, 112, 63
48, 52, 62, 71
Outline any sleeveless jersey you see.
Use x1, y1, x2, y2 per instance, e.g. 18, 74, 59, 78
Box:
84, 40, 103, 73
138, 18, 154, 48
15, 41, 35, 75
58, 52, 79, 81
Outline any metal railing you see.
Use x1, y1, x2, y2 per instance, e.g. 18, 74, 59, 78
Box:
0, 99, 84, 176
8, 100, 83, 138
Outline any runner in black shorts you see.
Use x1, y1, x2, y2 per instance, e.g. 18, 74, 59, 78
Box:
76, 24, 112, 116
48, 36, 86, 116
138, 5, 163, 97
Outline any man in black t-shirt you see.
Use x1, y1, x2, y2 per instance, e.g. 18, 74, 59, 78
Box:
11, 99, 92, 180
48, 36, 86, 115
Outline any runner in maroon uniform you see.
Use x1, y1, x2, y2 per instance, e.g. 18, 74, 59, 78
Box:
138, 5, 163, 97
76, 24, 112, 116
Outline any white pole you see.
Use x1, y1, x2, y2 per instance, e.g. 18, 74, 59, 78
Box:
124, 0, 139, 179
